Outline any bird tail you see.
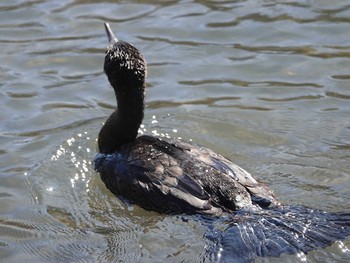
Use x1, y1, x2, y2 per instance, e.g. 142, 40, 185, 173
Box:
204, 205, 350, 262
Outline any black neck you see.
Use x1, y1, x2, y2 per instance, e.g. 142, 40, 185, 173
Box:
98, 84, 145, 153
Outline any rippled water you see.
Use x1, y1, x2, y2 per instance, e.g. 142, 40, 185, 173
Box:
1, 0, 350, 262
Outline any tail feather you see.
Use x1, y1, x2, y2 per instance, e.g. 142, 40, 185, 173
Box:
206, 205, 350, 262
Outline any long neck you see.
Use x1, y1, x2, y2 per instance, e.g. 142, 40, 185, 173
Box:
98, 84, 145, 153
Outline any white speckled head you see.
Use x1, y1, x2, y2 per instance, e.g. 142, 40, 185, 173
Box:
103, 23, 147, 89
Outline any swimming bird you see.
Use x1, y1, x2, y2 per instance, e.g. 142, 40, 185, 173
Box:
94, 23, 350, 261
95, 23, 277, 215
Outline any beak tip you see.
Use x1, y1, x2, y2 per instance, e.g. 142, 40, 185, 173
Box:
104, 22, 118, 44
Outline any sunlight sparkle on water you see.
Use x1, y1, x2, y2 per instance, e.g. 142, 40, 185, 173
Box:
297, 252, 307, 261
138, 124, 147, 135
67, 137, 75, 146
141, 114, 181, 139
151, 115, 158, 124
70, 178, 75, 188
49, 131, 93, 192
152, 129, 160, 136
337, 240, 350, 253
217, 247, 223, 261
50, 145, 67, 161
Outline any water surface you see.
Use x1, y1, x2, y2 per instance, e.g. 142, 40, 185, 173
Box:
1, 0, 350, 262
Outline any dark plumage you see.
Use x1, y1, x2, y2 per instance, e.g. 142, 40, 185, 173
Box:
95, 23, 277, 216
95, 135, 276, 215
94, 23, 350, 261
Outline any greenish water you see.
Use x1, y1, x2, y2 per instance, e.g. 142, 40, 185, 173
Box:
1, 0, 350, 262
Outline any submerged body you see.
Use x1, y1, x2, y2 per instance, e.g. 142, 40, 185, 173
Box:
94, 23, 350, 260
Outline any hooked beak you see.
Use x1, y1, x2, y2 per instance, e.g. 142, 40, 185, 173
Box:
104, 23, 118, 44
